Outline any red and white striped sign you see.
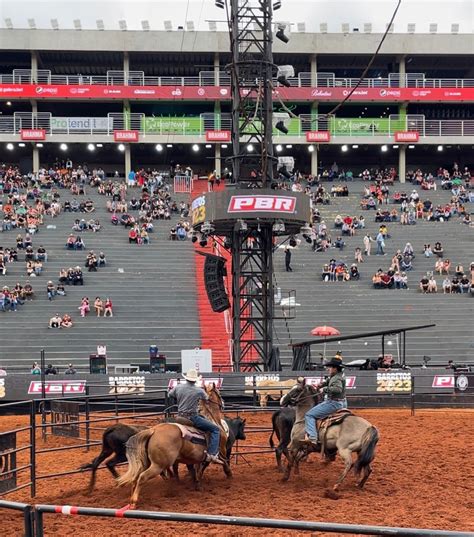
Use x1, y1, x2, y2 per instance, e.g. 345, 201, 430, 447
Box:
113, 130, 139, 142
205, 130, 231, 142
306, 131, 330, 143
394, 131, 419, 142
20, 129, 46, 140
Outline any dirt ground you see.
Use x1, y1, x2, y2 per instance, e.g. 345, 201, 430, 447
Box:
1, 409, 474, 537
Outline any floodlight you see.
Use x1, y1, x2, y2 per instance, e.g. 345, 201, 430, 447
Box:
186, 21, 195, 31
247, 144, 254, 152
437, 145, 443, 151
277, 65, 294, 87
274, 112, 290, 134
155, 144, 163, 152
381, 145, 388, 152
215, 0, 225, 8
119, 20, 127, 31
6, 143, 14, 150
192, 144, 200, 152
429, 23, 438, 34
341, 145, 348, 152
341, 23, 350, 33
205, 144, 212, 148
73, 19, 82, 31
276, 24, 289, 43
6, 101, 12, 106
407, 23, 416, 33
96, 144, 103, 147
451, 23, 459, 34
276, 144, 283, 152
320, 23, 328, 33
208, 21, 217, 31
19, 143, 26, 147
141, 20, 150, 31
297, 22, 305, 33
221, 144, 228, 149
118, 144, 125, 152
352, 145, 359, 148
364, 23, 372, 33
164, 20, 172, 31
60, 143, 68, 151
308, 145, 314, 152
87, 143, 95, 151
96, 19, 105, 31
51, 19, 59, 30
4, 18, 13, 29
36, 143, 43, 148
28, 18, 36, 30
408, 145, 415, 149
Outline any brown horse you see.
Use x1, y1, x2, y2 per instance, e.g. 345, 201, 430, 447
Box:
118, 383, 229, 508
280, 377, 379, 490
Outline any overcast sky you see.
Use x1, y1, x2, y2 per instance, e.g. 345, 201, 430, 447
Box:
0, 0, 472, 33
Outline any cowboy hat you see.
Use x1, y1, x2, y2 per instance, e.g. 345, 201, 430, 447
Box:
182, 368, 201, 383
324, 356, 345, 369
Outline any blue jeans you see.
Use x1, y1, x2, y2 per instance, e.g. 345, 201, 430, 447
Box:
189, 414, 220, 456
305, 399, 347, 440
376, 242, 384, 255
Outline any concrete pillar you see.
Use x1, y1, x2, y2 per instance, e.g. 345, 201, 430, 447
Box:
214, 144, 221, 177
31, 100, 38, 114
125, 144, 131, 179
214, 100, 221, 130
310, 147, 318, 177
399, 55, 406, 88
398, 144, 406, 183
31, 51, 38, 83
123, 52, 130, 85
310, 54, 317, 86
214, 53, 220, 86
123, 100, 131, 130
32, 145, 40, 173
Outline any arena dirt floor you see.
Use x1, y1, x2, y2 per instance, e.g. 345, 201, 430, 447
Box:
1, 408, 474, 537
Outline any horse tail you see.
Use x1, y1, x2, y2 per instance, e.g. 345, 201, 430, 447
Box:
354, 426, 379, 476
269, 412, 278, 448
117, 428, 154, 487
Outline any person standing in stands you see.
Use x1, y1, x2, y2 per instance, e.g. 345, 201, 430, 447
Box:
285, 246, 293, 272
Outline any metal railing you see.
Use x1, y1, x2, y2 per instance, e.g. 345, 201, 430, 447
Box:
1, 112, 473, 139
0, 69, 473, 89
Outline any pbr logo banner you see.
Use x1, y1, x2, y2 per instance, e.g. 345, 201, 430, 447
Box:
455, 373, 473, 393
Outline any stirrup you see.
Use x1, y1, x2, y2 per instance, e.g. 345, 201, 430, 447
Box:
205, 452, 224, 465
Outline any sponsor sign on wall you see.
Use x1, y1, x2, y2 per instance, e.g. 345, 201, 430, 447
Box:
191, 195, 206, 226
51, 117, 111, 132
168, 377, 223, 390
394, 131, 420, 142
432, 375, 454, 389
376, 371, 412, 392
27, 380, 86, 395
0, 378, 5, 399
228, 195, 297, 213
206, 130, 231, 142
143, 116, 202, 134
113, 130, 139, 142
306, 131, 330, 142
108, 376, 145, 394
20, 128, 46, 140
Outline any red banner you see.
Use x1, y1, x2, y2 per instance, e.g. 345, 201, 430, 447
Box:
306, 131, 330, 142
20, 129, 46, 140
394, 131, 419, 142
205, 130, 231, 142
0, 84, 473, 102
114, 130, 139, 142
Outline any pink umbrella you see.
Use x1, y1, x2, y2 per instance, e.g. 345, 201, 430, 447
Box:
310, 326, 341, 361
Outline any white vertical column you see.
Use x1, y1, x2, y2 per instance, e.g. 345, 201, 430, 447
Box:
32, 145, 40, 173
398, 144, 406, 183
311, 147, 318, 177
214, 53, 220, 86
310, 54, 317, 86
31, 51, 38, 83
399, 55, 406, 88
123, 52, 130, 85
125, 144, 131, 179
215, 144, 221, 177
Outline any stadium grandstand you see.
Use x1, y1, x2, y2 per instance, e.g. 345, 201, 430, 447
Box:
0, 0, 472, 375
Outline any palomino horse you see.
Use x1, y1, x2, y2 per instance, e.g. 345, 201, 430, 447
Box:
280, 377, 379, 490
118, 383, 229, 508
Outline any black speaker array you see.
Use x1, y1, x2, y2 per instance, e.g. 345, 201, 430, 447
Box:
204, 254, 230, 313
89, 354, 107, 374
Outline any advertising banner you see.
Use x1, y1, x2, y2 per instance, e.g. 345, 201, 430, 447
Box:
114, 130, 139, 142
50, 116, 111, 132
306, 131, 330, 142
143, 116, 203, 134
20, 128, 46, 140
328, 117, 406, 135
2, 84, 472, 102
394, 131, 420, 142
206, 130, 231, 142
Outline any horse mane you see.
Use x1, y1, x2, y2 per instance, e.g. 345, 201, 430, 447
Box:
199, 384, 224, 426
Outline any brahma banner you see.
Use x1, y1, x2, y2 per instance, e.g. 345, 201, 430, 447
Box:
206, 130, 231, 142
20, 129, 46, 140
306, 131, 330, 142
394, 131, 420, 143
113, 130, 139, 142
0, 84, 473, 102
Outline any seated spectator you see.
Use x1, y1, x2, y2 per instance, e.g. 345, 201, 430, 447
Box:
435, 259, 444, 275
442, 259, 451, 275
84, 199, 95, 213
35, 245, 47, 262
176, 226, 187, 241
334, 214, 343, 228
98, 252, 106, 266
400, 255, 413, 272
428, 274, 438, 293
31, 362, 41, 374
59, 268, 68, 284
45, 363, 58, 375
423, 244, 433, 258
380, 271, 394, 289
129, 227, 139, 244
454, 264, 464, 278
24, 281, 34, 300
86, 252, 98, 272
350, 264, 360, 280
25, 245, 35, 261
354, 247, 363, 264
169, 227, 177, 241
66, 234, 76, 249
372, 270, 383, 289
74, 236, 85, 250
79, 297, 90, 317
104, 297, 113, 317
334, 236, 345, 250
94, 297, 104, 317
34, 260, 43, 276
111, 213, 119, 225
49, 313, 62, 328
419, 274, 430, 293
442, 276, 452, 294
460, 275, 470, 294
64, 363, 76, 373
72, 267, 84, 286
451, 277, 461, 293
140, 229, 150, 244
402, 242, 414, 259
56, 283, 66, 296
321, 264, 331, 282
0, 258, 6, 276
63, 200, 71, 212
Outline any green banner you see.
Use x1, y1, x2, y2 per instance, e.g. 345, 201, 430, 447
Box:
240, 117, 300, 135
142, 116, 203, 134
329, 117, 406, 136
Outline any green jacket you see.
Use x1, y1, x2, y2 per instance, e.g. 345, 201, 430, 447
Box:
321, 372, 346, 400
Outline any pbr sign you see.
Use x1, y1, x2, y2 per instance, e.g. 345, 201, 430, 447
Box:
113, 130, 139, 142
306, 131, 330, 143
228, 195, 296, 213
28, 380, 86, 395
205, 130, 231, 142
432, 375, 454, 389
20, 129, 46, 140
394, 131, 419, 143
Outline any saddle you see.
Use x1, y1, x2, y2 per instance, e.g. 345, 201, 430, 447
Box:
318, 409, 353, 456
171, 421, 207, 446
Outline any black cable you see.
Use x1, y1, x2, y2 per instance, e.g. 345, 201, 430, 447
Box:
318, 0, 402, 120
